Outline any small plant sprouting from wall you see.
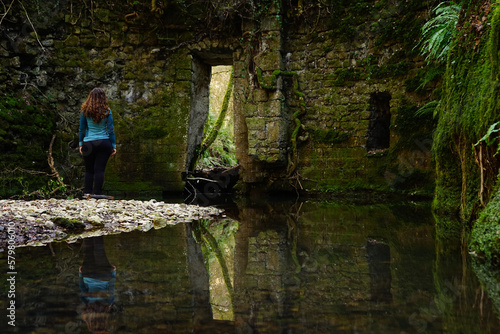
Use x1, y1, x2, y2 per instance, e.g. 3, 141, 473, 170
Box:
476, 121, 500, 156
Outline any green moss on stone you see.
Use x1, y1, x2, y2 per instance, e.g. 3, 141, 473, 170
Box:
52, 217, 85, 230
433, 0, 500, 251
470, 188, 500, 260
311, 129, 350, 144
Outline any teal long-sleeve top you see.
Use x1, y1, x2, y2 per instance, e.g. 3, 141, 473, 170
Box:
79, 110, 116, 149
79, 270, 116, 305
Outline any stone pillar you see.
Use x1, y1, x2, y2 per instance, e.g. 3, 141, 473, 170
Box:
235, 2, 288, 185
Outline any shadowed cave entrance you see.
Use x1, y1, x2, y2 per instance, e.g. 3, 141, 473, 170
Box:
185, 55, 239, 202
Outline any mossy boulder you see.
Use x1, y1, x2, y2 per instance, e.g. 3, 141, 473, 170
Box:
470, 188, 500, 261
52, 217, 85, 230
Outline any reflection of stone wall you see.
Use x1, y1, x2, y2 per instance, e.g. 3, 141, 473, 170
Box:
3, 202, 498, 333
232, 201, 438, 332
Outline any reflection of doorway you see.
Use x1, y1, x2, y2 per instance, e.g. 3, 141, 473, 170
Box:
190, 219, 238, 321
366, 92, 391, 152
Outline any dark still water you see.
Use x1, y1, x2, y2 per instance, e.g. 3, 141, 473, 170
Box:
1, 200, 500, 333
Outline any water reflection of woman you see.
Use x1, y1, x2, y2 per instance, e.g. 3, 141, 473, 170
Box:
79, 236, 116, 334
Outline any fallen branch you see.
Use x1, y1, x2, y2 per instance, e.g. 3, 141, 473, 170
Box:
47, 134, 64, 183
17, 0, 45, 52
0, 0, 15, 26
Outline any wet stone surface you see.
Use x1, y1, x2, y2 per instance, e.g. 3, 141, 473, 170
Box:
0, 199, 222, 249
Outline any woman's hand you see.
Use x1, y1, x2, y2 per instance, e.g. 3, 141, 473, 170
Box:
111, 149, 116, 156
79, 146, 82, 155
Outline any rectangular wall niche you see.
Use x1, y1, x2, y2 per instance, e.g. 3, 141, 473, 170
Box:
366, 92, 391, 153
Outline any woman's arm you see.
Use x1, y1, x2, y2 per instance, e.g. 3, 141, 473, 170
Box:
107, 111, 117, 155
78, 112, 88, 153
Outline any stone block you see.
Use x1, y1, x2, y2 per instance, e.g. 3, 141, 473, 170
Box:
127, 33, 142, 45
246, 117, 266, 132
175, 69, 191, 81
289, 62, 303, 71
242, 103, 258, 117
95, 36, 110, 48
359, 110, 371, 120
233, 62, 246, 78
41, 39, 54, 47
254, 51, 282, 71
64, 35, 80, 46
300, 166, 325, 180
266, 120, 280, 143
94, 8, 111, 23
266, 250, 280, 271
263, 32, 281, 51
241, 18, 257, 32
253, 89, 269, 102
261, 16, 281, 32
111, 33, 124, 48
173, 55, 192, 70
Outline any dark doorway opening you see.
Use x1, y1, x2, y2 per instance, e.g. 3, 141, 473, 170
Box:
185, 54, 239, 204
366, 92, 391, 152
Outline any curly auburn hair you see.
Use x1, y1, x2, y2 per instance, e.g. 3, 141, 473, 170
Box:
81, 88, 109, 123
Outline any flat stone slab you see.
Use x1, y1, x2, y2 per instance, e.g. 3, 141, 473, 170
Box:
0, 198, 222, 249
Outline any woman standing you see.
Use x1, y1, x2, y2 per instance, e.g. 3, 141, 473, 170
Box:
79, 88, 116, 196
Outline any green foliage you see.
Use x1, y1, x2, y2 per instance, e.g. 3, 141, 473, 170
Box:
199, 68, 234, 158
469, 189, 500, 260
475, 121, 500, 156
0, 95, 57, 197
433, 0, 498, 235
392, 103, 435, 159
394, 104, 434, 136
25, 178, 68, 199
405, 64, 445, 94
332, 56, 411, 87
418, 1, 462, 64
372, 0, 430, 51
196, 112, 238, 169
332, 67, 361, 86
415, 100, 440, 118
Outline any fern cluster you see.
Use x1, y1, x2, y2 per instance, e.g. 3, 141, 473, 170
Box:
419, 1, 462, 64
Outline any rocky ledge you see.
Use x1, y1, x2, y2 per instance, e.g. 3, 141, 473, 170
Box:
0, 198, 222, 249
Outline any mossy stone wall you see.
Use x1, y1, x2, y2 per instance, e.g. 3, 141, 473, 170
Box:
0, 1, 196, 196
432, 0, 500, 259
232, 0, 436, 193
1, 0, 435, 197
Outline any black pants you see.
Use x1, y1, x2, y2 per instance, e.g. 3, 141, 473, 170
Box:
82, 139, 112, 195
81, 236, 114, 280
